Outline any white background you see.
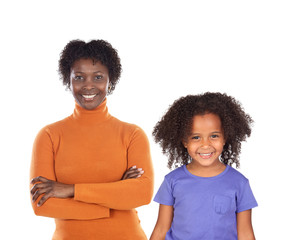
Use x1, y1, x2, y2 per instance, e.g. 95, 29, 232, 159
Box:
1, 0, 299, 239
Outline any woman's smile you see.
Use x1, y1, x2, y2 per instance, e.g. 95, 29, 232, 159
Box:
81, 93, 99, 102
70, 58, 110, 110
82, 94, 97, 100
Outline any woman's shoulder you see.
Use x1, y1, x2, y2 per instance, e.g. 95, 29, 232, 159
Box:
36, 116, 72, 136
32, 117, 71, 146
110, 116, 147, 135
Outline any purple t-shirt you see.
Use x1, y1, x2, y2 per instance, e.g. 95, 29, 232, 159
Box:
154, 165, 258, 240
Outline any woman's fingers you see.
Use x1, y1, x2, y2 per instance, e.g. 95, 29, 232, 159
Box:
31, 180, 52, 203
37, 192, 52, 207
30, 177, 53, 204
31, 185, 51, 203
31, 182, 50, 195
30, 176, 74, 206
30, 176, 53, 202
122, 166, 144, 180
127, 169, 144, 178
122, 167, 135, 179
30, 176, 50, 184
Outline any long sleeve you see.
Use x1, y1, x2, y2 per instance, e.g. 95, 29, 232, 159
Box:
30, 127, 110, 220
74, 127, 154, 210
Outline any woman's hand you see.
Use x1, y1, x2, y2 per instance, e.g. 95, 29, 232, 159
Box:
122, 166, 144, 180
30, 176, 74, 207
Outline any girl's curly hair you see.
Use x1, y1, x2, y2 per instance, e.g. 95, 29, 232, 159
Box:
153, 92, 253, 169
58, 39, 122, 94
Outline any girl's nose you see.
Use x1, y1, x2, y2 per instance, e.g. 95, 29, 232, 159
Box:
200, 138, 210, 147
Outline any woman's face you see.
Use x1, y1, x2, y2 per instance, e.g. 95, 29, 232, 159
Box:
70, 58, 110, 110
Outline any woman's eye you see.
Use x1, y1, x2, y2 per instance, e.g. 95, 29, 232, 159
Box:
95, 75, 103, 81
74, 76, 83, 81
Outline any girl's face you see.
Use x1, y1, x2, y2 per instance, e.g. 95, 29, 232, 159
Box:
183, 113, 225, 169
70, 58, 110, 110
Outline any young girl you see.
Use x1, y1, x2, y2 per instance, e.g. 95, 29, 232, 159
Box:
150, 92, 258, 240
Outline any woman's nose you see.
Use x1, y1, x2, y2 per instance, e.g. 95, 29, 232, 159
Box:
82, 77, 95, 90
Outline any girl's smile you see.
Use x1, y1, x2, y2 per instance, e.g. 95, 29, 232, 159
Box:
183, 113, 226, 176
198, 152, 214, 159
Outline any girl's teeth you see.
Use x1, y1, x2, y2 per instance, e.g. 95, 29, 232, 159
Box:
200, 153, 212, 156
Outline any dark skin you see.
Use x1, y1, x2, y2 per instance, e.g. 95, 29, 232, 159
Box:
31, 58, 145, 207
31, 166, 144, 207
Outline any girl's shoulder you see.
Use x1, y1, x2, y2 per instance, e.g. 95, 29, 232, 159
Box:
226, 166, 249, 182
164, 165, 187, 181
225, 166, 252, 191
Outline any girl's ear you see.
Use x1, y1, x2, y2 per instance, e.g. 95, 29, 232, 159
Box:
182, 140, 187, 148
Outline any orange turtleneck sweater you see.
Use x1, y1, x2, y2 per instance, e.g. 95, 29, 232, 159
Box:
30, 98, 154, 240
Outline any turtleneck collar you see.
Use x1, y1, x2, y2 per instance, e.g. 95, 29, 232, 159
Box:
71, 98, 111, 124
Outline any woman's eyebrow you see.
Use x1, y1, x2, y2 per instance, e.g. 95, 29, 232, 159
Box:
74, 70, 105, 74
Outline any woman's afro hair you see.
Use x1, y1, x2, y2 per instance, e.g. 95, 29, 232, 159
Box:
153, 92, 253, 169
58, 39, 122, 94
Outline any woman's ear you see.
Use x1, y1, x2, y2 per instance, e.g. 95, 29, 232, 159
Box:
107, 82, 112, 94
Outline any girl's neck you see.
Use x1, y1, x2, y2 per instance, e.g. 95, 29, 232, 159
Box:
186, 161, 226, 178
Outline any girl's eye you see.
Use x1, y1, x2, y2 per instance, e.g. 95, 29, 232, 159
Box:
211, 134, 219, 139
192, 136, 200, 140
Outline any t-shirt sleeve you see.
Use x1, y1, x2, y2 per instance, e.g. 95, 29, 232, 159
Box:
236, 179, 258, 213
153, 176, 174, 206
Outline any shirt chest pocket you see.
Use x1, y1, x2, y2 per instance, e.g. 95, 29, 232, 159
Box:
213, 195, 233, 215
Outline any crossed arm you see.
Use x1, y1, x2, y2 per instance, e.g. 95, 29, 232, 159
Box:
30, 166, 143, 207
30, 127, 153, 220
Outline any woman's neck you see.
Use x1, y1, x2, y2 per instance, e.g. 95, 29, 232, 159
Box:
71, 98, 111, 124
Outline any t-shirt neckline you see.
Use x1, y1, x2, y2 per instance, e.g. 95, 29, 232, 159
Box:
183, 164, 230, 180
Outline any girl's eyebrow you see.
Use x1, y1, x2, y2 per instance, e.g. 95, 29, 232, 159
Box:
190, 131, 222, 135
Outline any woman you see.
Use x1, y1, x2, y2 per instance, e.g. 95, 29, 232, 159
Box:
30, 39, 154, 240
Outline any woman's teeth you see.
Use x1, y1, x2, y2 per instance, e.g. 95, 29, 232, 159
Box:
82, 94, 96, 99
